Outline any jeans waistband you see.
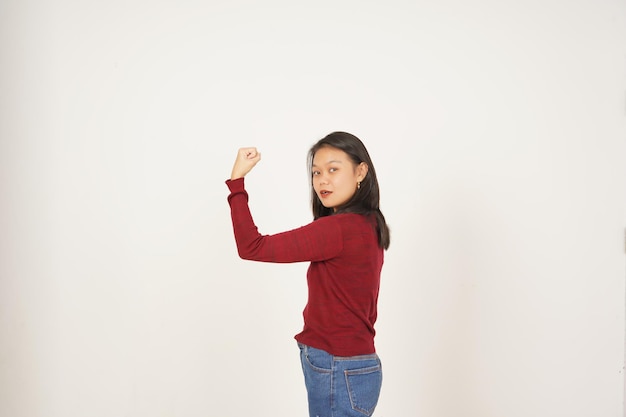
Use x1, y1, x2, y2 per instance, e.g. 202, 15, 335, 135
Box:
298, 342, 379, 361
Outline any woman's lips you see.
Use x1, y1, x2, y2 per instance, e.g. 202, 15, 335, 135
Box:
320, 190, 332, 198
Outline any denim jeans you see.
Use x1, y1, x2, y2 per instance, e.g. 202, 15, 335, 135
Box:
298, 343, 382, 417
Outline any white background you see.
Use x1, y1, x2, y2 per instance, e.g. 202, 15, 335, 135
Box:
1, 1, 625, 416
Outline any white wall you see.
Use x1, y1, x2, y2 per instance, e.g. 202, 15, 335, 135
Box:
1, 1, 625, 416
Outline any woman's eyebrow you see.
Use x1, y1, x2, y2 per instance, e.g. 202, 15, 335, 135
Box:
312, 160, 343, 167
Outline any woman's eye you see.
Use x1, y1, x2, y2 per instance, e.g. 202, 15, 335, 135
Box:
312, 171, 319, 176
329, 168, 337, 173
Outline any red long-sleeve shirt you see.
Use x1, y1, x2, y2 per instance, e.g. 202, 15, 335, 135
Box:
226, 178, 383, 356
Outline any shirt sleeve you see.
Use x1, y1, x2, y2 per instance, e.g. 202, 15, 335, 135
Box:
226, 178, 343, 263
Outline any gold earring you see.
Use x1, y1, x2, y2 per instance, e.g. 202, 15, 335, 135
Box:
357, 181, 361, 189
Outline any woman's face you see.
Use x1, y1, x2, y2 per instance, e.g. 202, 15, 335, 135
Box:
311, 146, 367, 211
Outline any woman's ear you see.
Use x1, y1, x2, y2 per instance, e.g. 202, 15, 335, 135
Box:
357, 162, 369, 182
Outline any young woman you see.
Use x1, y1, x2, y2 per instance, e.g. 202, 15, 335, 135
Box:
226, 131, 390, 417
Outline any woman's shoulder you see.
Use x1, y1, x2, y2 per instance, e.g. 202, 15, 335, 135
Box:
316, 212, 374, 227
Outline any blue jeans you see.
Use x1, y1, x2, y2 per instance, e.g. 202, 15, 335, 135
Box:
298, 343, 382, 417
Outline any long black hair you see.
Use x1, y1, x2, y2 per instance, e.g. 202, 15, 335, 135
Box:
308, 131, 390, 250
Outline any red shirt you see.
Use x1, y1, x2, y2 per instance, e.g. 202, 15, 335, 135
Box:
226, 178, 383, 356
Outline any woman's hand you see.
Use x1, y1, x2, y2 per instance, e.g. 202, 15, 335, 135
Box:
231, 147, 261, 180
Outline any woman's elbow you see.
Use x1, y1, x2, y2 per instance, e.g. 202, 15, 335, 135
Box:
237, 246, 256, 261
